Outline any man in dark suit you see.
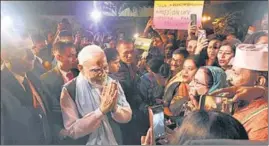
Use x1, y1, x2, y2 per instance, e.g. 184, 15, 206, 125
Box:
114, 40, 148, 145
31, 55, 48, 77
1, 31, 55, 144
40, 41, 79, 144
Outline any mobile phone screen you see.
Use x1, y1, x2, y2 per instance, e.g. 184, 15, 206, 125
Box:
198, 30, 206, 40
199, 95, 234, 114
190, 14, 197, 26
149, 105, 165, 140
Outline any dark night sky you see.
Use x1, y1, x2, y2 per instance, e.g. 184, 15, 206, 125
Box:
1, 1, 91, 15
2, 1, 267, 18
1, 1, 267, 29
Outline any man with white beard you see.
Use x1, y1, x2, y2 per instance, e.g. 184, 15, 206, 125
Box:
60, 45, 132, 145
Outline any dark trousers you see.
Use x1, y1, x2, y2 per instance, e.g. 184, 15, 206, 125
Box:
121, 109, 149, 145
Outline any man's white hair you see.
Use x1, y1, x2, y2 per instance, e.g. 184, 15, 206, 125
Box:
78, 45, 104, 65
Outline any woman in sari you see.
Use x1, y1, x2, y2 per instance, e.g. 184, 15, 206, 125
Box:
163, 56, 202, 117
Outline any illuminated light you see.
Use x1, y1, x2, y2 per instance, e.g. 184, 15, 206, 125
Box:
1, 16, 13, 30
91, 10, 102, 22
207, 16, 211, 21
202, 16, 207, 22
134, 33, 139, 38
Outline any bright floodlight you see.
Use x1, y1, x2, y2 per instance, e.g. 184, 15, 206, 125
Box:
1, 16, 13, 29
91, 10, 102, 22
134, 33, 139, 38
202, 16, 207, 22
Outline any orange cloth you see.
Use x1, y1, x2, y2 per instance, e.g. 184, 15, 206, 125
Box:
27, 79, 47, 115
233, 98, 268, 141
164, 83, 189, 116
164, 107, 173, 117
171, 83, 189, 104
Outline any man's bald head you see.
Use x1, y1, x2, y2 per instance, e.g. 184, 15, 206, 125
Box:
116, 40, 134, 64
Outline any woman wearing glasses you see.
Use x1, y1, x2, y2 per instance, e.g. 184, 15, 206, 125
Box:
187, 66, 228, 109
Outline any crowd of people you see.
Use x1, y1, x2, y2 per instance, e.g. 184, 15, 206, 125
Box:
1, 9, 268, 145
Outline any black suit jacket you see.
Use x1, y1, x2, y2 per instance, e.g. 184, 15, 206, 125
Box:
40, 67, 79, 144
113, 61, 144, 110
1, 66, 55, 144
32, 57, 47, 78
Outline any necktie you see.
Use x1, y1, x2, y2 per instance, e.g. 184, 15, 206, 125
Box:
66, 72, 74, 81
22, 78, 34, 105
25, 78, 46, 114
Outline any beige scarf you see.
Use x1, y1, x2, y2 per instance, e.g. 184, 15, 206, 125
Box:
164, 71, 183, 93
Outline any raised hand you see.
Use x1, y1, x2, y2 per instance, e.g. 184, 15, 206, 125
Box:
74, 33, 82, 45
110, 81, 119, 112
187, 23, 197, 39
195, 36, 208, 55
100, 82, 118, 114
146, 17, 153, 28
141, 128, 155, 145
210, 86, 267, 102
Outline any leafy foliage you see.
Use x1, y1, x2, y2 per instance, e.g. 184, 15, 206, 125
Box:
99, 1, 153, 16
212, 11, 248, 41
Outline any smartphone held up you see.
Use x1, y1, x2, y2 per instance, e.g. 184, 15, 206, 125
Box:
148, 105, 165, 140
190, 14, 197, 26
199, 95, 235, 115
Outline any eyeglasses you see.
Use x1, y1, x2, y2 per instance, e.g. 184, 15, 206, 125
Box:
89, 66, 109, 74
192, 78, 208, 87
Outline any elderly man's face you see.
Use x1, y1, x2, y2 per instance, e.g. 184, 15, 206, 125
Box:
79, 53, 109, 85
229, 66, 258, 86
118, 43, 134, 64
